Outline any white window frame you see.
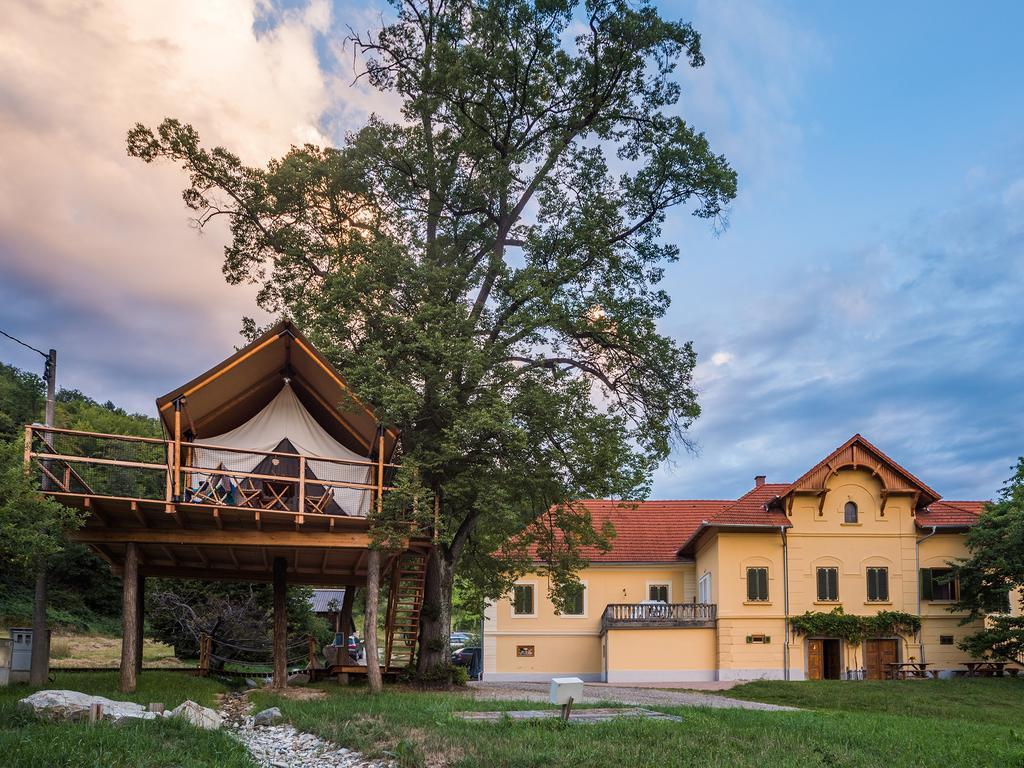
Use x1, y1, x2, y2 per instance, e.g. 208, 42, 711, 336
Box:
698, 572, 712, 604
557, 580, 589, 619
510, 581, 537, 618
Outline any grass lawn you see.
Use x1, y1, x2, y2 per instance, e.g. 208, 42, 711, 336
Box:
0, 628, 188, 669
0, 671, 253, 768
251, 679, 1024, 768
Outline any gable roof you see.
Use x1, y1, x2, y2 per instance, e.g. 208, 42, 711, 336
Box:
526, 499, 731, 563
155, 319, 398, 458
782, 433, 940, 508
533, 436, 987, 565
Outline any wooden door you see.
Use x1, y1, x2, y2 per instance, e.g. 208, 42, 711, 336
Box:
808, 639, 824, 680
865, 639, 898, 680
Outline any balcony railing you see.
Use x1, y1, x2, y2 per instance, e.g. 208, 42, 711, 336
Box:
600, 603, 717, 631
24, 424, 397, 518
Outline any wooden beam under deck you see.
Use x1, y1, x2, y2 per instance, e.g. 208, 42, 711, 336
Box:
127, 564, 367, 587
70, 528, 389, 549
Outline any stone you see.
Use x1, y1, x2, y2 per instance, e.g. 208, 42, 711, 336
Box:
244, 678, 260, 689
18, 690, 158, 724
286, 672, 310, 685
170, 699, 223, 730
253, 706, 282, 726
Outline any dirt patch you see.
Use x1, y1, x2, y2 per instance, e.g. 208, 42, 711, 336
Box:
250, 685, 328, 701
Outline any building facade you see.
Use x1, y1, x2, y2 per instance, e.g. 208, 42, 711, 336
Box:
483, 435, 1020, 682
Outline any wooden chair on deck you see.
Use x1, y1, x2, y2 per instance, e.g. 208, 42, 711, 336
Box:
235, 478, 263, 508
305, 489, 333, 515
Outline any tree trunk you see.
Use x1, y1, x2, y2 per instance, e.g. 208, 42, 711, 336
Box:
416, 545, 454, 673
364, 550, 383, 693
29, 567, 48, 686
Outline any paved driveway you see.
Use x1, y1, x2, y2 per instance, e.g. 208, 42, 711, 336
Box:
469, 681, 798, 711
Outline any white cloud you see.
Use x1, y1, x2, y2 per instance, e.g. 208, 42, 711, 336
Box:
710, 351, 733, 366
0, 0, 387, 412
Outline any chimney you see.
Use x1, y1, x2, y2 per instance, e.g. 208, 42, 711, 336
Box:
754, 475, 766, 487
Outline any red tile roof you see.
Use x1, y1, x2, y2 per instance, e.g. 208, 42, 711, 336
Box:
917, 500, 988, 528
521, 437, 988, 564
527, 499, 730, 563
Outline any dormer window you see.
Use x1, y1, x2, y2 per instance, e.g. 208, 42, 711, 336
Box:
844, 501, 858, 524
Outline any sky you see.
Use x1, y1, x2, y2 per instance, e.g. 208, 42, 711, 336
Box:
1, 0, 1022, 502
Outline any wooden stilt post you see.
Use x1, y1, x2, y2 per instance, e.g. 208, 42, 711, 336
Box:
135, 574, 145, 678
120, 542, 140, 693
273, 556, 287, 689
173, 399, 182, 501
340, 587, 356, 656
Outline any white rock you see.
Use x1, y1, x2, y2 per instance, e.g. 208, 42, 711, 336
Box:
170, 699, 223, 730
18, 690, 158, 724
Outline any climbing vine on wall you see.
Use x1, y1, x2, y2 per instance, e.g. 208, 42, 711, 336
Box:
789, 607, 922, 646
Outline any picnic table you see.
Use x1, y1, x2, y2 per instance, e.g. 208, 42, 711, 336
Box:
962, 661, 1007, 677
886, 661, 933, 680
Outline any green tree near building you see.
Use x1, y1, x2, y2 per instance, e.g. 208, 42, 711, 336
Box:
952, 459, 1024, 665
127, 0, 737, 676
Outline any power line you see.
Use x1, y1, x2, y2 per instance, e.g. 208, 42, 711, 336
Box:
0, 328, 48, 359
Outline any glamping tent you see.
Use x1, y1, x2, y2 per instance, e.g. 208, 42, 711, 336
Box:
190, 383, 372, 516
155, 319, 400, 518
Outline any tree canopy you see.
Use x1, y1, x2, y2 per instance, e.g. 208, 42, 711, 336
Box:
127, 0, 737, 668
952, 458, 1024, 664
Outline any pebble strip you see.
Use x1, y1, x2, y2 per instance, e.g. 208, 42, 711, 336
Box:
221, 693, 391, 768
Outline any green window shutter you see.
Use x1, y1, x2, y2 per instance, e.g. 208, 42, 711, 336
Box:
879, 568, 889, 601
866, 569, 876, 601
920, 568, 933, 601
759, 568, 769, 601
817, 568, 827, 601
829, 569, 838, 601
746, 569, 757, 601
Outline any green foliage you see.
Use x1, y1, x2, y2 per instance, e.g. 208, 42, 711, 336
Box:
788, 607, 921, 646
127, 0, 738, 626
252, 678, 1024, 768
0, 438, 85, 571
0, 672, 251, 768
0, 361, 162, 631
952, 458, 1024, 663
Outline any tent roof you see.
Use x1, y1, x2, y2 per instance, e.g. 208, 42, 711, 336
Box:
156, 320, 397, 458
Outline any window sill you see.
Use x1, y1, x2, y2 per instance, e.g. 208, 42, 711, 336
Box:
865, 601, 892, 606
744, 601, 772, 606
814, 601, 841, 606
840, 522, 862, 527
510, 614, 537, 619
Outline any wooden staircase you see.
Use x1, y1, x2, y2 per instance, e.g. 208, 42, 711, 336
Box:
384, 550, 427, 672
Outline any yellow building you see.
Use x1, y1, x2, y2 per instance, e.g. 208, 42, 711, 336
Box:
483, 434, 1015, 682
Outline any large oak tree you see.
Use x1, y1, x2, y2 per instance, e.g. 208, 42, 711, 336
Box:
128, 0, 736, 673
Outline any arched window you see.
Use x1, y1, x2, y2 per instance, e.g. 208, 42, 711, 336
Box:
844, 501, 858, 524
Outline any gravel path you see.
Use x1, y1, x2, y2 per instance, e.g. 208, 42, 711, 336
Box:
220, 692, 392, 768
468, 681, 798, 712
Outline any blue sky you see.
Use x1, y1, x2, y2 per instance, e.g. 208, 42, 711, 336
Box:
1, 0, 1021, 502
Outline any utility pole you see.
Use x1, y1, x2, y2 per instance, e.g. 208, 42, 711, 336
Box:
29, 349, 57, 685
0, 331, 56, 686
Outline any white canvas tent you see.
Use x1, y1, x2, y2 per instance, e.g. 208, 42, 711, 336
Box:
190, 383, 372, 516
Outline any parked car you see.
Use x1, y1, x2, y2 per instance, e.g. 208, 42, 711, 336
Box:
451, 646, 482, 679
449, 631, 472, 647
333, 632, 364, 660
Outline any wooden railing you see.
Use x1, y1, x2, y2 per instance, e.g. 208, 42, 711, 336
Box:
24, 423, 397, 518
600, 603, 717, 631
